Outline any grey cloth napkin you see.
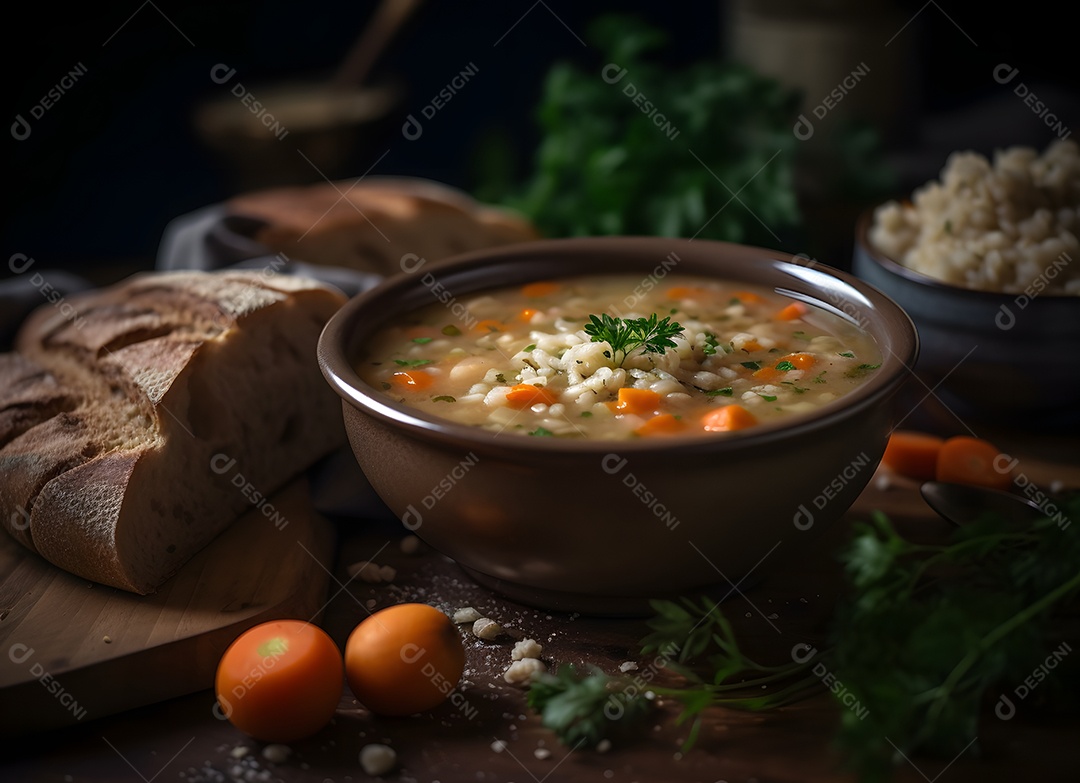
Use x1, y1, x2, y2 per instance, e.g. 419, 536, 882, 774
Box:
157, 204, 385, 298
0, 269, 94, 349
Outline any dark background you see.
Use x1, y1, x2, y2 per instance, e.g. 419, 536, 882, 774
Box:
3, 0, 1077, 279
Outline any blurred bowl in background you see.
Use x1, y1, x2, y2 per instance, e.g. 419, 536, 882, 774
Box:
194, 78, 401, 191
853, 209, 1080, 430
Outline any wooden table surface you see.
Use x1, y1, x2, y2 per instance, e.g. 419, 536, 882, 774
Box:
3, 396, 1078, 783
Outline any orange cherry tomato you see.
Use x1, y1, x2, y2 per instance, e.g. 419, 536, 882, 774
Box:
215, 620, 343, 743
344, 603, 465, 717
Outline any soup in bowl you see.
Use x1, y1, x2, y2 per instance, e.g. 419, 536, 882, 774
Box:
357, 274, 883, 441
319, 238, 918, 613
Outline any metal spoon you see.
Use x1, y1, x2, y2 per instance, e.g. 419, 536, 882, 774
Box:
920, 481, 1046, 528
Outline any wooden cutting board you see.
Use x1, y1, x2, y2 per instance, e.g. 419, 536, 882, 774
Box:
0, 478, 335, 735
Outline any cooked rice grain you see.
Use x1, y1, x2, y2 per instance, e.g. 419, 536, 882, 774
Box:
870, 140, 1079, 294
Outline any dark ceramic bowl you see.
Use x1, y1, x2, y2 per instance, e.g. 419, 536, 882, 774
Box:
853, 210, 1080, 429
319, 237, 918, 613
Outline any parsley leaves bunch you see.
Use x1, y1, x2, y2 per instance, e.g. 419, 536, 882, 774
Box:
529, 494, 1080, 781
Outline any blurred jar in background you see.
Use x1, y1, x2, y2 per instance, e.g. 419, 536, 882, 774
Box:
724, 0, 916, 264
725, 0, 916, 147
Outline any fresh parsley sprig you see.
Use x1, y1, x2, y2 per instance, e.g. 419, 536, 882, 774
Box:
529, 493, 1080, 778
527, 665, 653, 748
639, 597, 821, 748
476, 15, 804, 246
583, 313, 684, 367
827, 504, 1080, 780
531, 597, 818, 751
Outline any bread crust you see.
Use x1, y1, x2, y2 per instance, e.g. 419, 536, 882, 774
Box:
0, 271, 346, 593
0, 353, 86, 549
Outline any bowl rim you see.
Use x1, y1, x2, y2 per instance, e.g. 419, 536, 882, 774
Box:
319, 236, 919, 456
855, 208, 1077, 302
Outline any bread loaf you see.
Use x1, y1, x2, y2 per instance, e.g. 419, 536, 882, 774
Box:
0, 271, 347, 593
225, 178, 538, 274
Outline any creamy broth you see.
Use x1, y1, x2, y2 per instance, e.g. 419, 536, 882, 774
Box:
358, 275, 882, 439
